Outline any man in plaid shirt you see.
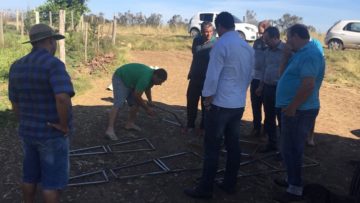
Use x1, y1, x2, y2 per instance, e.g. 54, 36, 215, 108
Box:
8, 24, 74, 203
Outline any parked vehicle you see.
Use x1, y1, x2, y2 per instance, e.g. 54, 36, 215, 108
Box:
188, 12, 258, 42
325, 20, 360, 50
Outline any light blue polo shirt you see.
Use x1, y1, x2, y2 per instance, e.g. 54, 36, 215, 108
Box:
276, 42, 325, 110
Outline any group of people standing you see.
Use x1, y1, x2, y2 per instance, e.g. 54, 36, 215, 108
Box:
8, 10, 325, 203
183, 12, 325, 203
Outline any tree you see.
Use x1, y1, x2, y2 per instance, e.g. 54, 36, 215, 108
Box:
146, 13, 162, 27
273, 13, 302, 32
167, 14, 186, 28
36, 0, 90, 29
245, 10, 258, 26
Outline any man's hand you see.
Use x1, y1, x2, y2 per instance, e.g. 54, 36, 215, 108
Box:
147, 101, 154, 107
47, 122, 69, 136
282, 105, 297, 117
203, 96, 213, 111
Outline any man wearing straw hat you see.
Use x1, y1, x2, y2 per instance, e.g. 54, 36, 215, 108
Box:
8, 23, 74, 203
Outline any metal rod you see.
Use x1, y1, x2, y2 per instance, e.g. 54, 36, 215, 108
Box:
152, 104, 185, 128
70, 145, 104, 153
162, 118, 181, 127
155, 159, 171, 171
145, 138, 156, 150
68, 170, 109, 187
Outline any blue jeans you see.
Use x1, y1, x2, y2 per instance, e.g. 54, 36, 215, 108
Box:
280, 109, 319, 195
199, 105, 244, 192
22, 136, 69, 190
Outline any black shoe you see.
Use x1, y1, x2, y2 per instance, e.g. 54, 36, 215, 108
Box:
216, 181, 236, 194
274, 178, 289, 187
184, 186, 212, 199
259, 145, 277, 153
273, 192, 303, 203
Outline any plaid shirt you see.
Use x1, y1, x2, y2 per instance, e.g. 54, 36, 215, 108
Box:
8, 48, 75, 138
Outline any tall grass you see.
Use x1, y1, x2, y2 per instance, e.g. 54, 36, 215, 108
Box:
325, 49, 360, 87
116, 25, 193, 51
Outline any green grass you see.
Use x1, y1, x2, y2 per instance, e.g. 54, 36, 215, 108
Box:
324, 49, 360, 87
116, 25, 193, 51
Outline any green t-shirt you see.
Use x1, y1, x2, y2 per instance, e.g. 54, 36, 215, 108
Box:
115, 63, 154, 92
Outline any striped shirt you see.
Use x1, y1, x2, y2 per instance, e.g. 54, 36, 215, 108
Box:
8, 48, 75, 138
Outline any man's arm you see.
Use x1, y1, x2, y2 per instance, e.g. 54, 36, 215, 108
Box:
282, 77, 315, 116
48, 93, 72, 135
134, 91, 154, 116
144, 88, 152, 105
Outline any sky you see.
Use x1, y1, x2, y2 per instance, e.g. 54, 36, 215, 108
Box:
1, 0, 359, 32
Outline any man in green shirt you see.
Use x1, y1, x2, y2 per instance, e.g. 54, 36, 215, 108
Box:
105, 63, 167, 140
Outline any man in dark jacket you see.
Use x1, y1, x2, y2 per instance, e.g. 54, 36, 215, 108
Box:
186, 21, 216, 135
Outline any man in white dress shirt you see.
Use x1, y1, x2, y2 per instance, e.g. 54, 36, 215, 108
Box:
184, 11, 254, 199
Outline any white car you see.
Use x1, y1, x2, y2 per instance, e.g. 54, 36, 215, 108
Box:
325, 20, 360, 50
188, 12, 258, 41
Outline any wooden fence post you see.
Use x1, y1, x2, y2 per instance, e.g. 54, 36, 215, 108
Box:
16, 10, 19, 31
84, 22, 88, 62
111, 14, 116, 45
71, 10, 74, 30
59, 10, 66, 64
49, 11, 52, 27
21, 11, 24, 37
35, 11, 39, 24
0, 12, 4, 47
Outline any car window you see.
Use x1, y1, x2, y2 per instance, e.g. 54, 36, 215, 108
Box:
199, 13, 213, 22
344, 22, 360, 33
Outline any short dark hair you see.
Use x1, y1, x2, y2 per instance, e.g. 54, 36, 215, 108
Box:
201, 21, 213, 31
215, 12, 235, 30
287, 24, 310, 40
154, 68, 167, 81
264, 26, 280, 39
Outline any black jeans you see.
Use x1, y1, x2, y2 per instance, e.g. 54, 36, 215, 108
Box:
199, 105, 244, 192
250, 79, 263, 131
186, 79, 205, 129
263, 84, 281, 148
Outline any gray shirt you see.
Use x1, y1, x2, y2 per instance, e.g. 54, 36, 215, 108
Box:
252, 37, 268, 80
262, 41, 285, 85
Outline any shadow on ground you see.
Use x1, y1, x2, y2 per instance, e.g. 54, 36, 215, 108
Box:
0, 102, 359, 202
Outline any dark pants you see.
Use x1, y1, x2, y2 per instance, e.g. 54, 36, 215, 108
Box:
250, 79, 263, 131
280, 109, 319, 195
199, 105, 244, 192
263, 84, 281, 148
186, 79, 205, 129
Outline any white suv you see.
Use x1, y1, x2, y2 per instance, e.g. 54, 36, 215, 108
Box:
188, 12, 258, 41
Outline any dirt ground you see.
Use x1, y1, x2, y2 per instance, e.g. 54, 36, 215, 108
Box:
1, 50, 359, 203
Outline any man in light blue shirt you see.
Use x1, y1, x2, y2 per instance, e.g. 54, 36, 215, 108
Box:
273, 24, 325, 202
184, 12, 254, 199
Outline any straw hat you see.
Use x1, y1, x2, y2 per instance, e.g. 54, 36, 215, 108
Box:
23, 23, 65, 44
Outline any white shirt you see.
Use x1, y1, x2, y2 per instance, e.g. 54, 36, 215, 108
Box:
202, 30, 254, 108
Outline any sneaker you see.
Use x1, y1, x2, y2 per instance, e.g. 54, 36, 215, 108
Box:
105, 131, 118, 141
274, 178, 289, 188
216, 181, 236, 194
273, 192, 303, 203
183, 186, 212, 199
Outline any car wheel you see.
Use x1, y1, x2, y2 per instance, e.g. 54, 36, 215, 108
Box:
190, 28, 200, 38
238, 31, 246, 40
328, 39, 344, 50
